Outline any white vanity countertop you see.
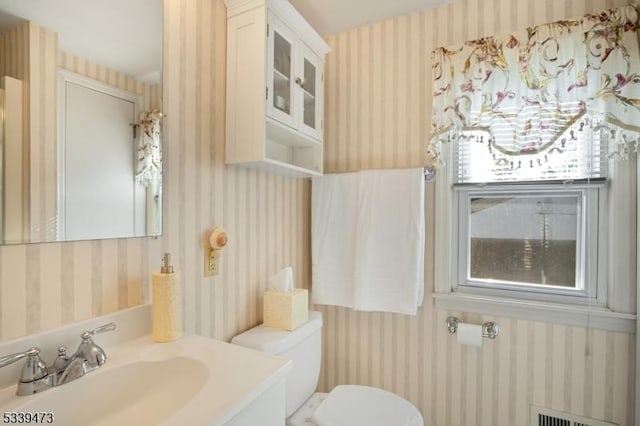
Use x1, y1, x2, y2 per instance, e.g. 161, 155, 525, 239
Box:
0, 306, 292, 425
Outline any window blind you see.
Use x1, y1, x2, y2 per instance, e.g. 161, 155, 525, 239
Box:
452, 117, 608, 184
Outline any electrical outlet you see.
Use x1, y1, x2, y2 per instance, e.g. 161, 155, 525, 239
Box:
210, 255, 219, 275
204, 250, 219, 277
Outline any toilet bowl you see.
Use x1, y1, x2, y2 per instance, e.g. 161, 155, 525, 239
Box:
231, 311, 423, 426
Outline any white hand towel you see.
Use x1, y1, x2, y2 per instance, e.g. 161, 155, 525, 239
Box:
311, 168, 425, 315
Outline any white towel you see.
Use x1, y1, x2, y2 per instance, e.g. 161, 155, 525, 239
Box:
311, 168, 425, 315
311, 171, 360, 309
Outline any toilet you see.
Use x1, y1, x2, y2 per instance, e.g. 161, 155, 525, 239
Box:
231, 311, 423, 426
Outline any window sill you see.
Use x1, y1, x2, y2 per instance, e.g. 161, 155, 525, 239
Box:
432, 292, 636, 333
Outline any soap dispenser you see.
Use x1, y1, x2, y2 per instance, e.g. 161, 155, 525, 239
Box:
152, 253, 182, 342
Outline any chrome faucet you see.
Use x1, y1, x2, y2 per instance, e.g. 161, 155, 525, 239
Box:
0, 348, 50, 395
0, 322, 116, 395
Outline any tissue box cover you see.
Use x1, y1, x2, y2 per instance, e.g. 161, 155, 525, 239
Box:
263, 289, 309, 331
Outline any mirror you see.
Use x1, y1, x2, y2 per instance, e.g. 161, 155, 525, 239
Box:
0, 0, 162, 244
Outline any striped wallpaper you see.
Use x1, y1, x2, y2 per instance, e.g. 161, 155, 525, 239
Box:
161, 0, 310, 341
0, 23, 30, 243
0, 1, 635, 425
0, 22, 57, 243
320, 0, 636, 425
28, 22, 57, 243
0, 22, 29, 84
58, 51, 162, 112
0, 0, 310, 349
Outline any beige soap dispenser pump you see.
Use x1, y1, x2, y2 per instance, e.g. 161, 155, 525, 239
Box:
152, 253, 182, 342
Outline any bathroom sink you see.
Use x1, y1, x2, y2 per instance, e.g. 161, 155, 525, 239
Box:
13, 356, 208, 425
0, 334, 291, 426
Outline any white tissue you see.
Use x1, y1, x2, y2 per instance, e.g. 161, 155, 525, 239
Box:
457, 323, 483, 348
269, 267, 294, 293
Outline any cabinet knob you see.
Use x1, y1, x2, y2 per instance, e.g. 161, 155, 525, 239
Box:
295, 77, 304, 88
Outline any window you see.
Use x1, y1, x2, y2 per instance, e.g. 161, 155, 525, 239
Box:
429, 5, 639, 331
455, 183, 605, 305
444, 116, 607, 304
432, 133, 635, 331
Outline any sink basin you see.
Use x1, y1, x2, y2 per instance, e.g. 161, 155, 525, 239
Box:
16, 357, 208, 425
0, 335, 291, 426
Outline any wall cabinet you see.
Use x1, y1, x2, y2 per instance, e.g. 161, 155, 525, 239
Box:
225, 0, 330, 177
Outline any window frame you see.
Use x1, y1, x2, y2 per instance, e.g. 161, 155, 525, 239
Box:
453, 182, 607, 307
432, 146, 636, 333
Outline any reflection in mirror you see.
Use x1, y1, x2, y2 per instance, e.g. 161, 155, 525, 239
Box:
0, 0, 162, 245
0, 87, 3, 243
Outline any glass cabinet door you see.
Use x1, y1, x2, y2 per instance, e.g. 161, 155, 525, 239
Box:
266, 15, 324, 143
298, 45, 323, 141
268, 16, 297, 128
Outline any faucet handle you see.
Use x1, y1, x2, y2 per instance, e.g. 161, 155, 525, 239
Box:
0, 347, 42, 369
0, 347, 38, 369
80, 322, 116, 341
0, 348, 48, 383
76, 322, 116, 372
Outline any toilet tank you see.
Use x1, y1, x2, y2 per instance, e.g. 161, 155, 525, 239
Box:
231, 311, 323, 417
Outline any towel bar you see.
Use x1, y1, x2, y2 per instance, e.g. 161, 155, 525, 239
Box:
445, 316, 500, 339
423, 167, 436, 181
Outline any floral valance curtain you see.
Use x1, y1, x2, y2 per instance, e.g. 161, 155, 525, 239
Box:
428, 4, 640, 165
135, 109, 163, 186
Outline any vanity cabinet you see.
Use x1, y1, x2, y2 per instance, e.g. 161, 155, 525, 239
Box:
224, 0, 330, 177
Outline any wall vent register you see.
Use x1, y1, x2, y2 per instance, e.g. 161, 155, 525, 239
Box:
531, 406, 618, 426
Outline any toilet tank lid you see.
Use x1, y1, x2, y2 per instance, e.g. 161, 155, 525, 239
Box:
231, 311, 323, 355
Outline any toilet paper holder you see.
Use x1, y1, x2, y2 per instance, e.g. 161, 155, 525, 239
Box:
446, 316, 500, 340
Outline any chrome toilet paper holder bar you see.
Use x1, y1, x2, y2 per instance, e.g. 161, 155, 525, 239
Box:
446, 316, 500, 340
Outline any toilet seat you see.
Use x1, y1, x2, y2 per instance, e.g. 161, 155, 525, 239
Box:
312, 385, 423, 426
